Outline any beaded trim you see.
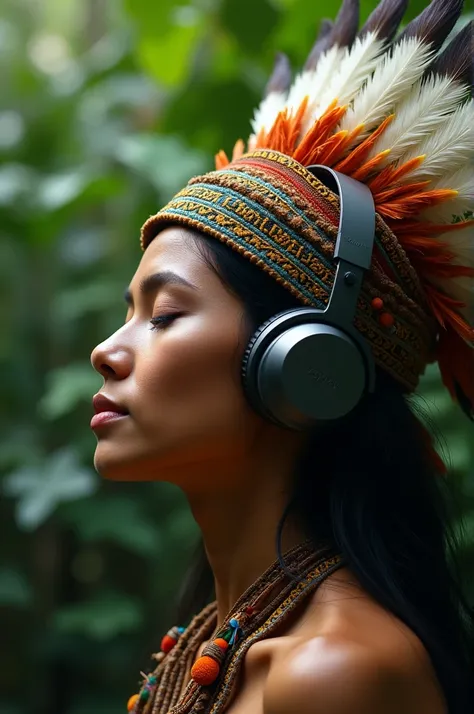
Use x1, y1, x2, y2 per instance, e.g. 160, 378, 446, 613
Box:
128, 542, 344, 714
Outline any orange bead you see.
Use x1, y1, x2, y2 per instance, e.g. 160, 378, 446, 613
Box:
379, 312, 394, 328
127, 693, 140, 712
191, 655, 220, 686
214, 638, 229, 650
371, 297, 384, 311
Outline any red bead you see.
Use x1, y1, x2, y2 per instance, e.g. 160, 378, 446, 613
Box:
245, 606, 255, 615
161, 634, 177, 654
371, 297, 384, 311
379, 312, 394, 328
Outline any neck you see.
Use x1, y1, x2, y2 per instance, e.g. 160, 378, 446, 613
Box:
183, 430, 309, 627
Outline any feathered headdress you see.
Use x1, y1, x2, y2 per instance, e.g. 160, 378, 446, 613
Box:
142, 0, 474, 422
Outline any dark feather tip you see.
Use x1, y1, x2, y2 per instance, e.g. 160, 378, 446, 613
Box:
264, 52, 292, 96
358, 0, 408, 43
397, 0, 465, 54
304, 19, 334, 71
329, 0, 360, 50
428, 21, 473, 89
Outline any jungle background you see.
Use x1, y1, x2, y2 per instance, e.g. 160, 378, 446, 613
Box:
0, 0, 473, 712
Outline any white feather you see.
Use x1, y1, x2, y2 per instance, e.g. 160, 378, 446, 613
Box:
400, 101, 474, 182
435, 224, 474, 265
367, 75, 470, 165
339, 38, 434, 138
286, 45, 344, 132
250, 90, 287, 136
421, 165, 474, 223
314, 32, 385, 120
285, 70, 314, 115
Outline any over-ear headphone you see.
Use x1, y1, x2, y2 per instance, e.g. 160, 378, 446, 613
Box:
241, 164, 376, 429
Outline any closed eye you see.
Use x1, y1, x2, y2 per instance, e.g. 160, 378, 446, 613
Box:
149, 313, 183, 331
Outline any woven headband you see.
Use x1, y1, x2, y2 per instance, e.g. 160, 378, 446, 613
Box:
141, 0, 474, 419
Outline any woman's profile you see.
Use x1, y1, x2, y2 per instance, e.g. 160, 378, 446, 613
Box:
90, 0, 474, 711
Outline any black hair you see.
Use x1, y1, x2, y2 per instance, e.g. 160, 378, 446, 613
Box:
173, 235, 474, 713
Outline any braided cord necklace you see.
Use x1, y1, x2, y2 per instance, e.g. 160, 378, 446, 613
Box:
127, 541, 344, 714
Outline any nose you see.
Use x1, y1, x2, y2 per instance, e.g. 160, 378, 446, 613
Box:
90, 337, 133, 380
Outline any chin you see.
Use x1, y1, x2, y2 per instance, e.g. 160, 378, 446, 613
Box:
93, 443, 156, 481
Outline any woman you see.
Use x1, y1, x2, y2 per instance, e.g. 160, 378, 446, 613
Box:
90, 0, 474, 712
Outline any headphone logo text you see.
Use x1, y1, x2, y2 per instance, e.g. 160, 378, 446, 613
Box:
346, 237, 369, 249
308, 368, 338, 390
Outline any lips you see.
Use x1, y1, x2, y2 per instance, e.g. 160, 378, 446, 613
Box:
91, 394, 129, 430
93, 394, 128, 415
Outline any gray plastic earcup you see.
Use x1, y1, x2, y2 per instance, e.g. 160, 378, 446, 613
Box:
242, 310, 366, 428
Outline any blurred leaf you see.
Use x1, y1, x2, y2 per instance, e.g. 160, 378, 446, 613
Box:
138, 23, 202, 87
34, 170, 126, 214
115, 133, 208, 199
54, 590, 142, 640
0, 567, 33, 608
60, 496, 162, 557
36, 169, 91, 211
0, 164, 37, 207
53, 281, 122, 321
3, 449, 98, 530
124, 0, 176, 37
39, 363, 101, 420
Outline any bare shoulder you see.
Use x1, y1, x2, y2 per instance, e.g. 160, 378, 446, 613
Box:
264, 635, 441, 714
262, 568, 447, 714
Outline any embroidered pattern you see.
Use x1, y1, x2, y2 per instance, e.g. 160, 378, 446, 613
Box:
141, 153, 435, 390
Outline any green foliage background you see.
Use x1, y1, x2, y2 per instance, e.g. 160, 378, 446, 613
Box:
0, 1, 472, 712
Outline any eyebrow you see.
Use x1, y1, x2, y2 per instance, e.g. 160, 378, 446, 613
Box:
124, 270, 198, 306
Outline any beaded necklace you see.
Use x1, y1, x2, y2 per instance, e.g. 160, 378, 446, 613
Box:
127, 541, 344, 714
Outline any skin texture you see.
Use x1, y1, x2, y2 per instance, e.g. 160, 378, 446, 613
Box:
90, 226, 447, 714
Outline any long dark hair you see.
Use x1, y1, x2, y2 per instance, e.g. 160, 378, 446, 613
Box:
173, 234, 474, 713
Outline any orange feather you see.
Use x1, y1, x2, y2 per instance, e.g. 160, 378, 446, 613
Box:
293, 102, 347, 166
232, 139, 245, 161
368, 155, 426, 194
215, 150, 230, 169
333, 115, 394, 175
351, 150, 391, 181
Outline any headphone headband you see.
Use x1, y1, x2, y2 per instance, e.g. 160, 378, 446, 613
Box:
242, 166, 377, 426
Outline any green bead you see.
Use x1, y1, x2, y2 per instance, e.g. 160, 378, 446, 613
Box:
140, 690, 150, 702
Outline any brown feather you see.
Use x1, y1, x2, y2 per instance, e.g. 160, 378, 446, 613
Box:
358, 0, 408, 42
427, 20, 473, 89
264, 52, 292, 97
397, 0, 464, 54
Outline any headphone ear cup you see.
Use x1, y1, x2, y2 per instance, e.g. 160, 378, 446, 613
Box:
242, 309, 367, 429
241, 313, 283, 414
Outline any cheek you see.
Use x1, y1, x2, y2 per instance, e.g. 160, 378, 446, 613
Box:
135, 318, 249, 435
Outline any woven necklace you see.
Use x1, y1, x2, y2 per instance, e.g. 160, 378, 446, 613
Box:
127, 540, 344, 714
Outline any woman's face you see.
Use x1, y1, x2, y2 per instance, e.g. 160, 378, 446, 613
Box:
90, 227, 260, 485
